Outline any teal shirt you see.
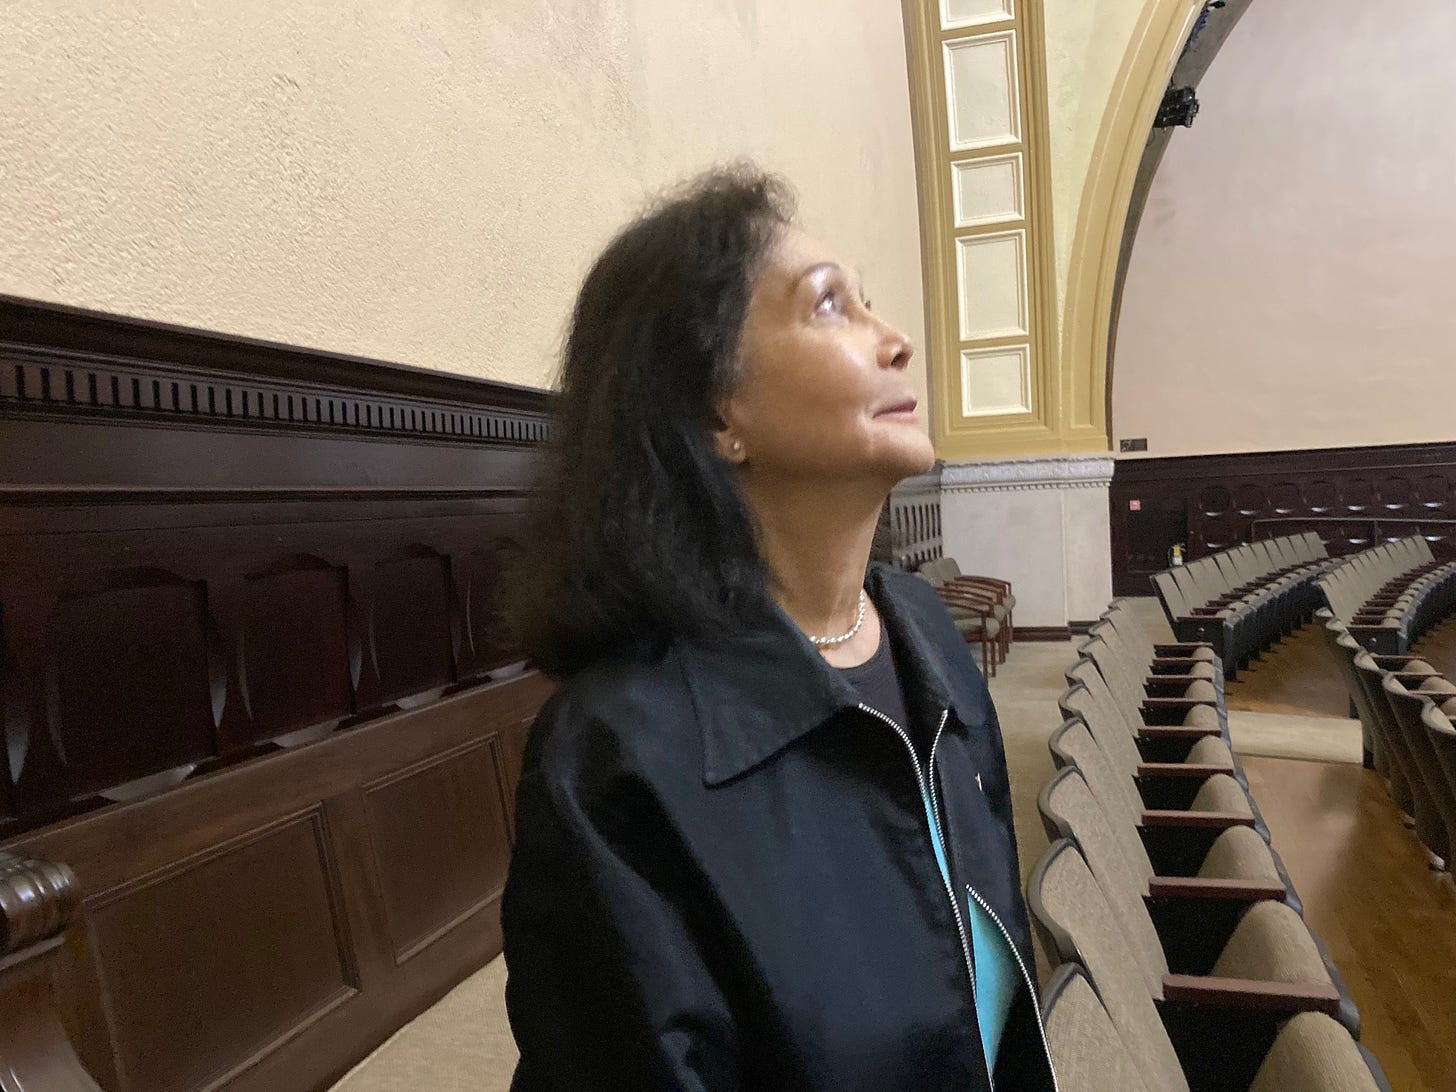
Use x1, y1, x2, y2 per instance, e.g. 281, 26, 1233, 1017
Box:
919, 789, 1018, 1072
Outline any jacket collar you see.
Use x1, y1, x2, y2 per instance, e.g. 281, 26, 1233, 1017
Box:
680, 563, 972, 786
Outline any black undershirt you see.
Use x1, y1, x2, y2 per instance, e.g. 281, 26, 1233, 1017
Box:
836, 623, 913, 732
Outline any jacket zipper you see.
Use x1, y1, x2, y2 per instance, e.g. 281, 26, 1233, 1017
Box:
964, 884, 1062, 1092
858, 705, 977, 996
927, 718, 1061, 1092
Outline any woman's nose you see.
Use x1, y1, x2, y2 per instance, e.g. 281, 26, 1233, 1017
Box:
879, 326, 913, 371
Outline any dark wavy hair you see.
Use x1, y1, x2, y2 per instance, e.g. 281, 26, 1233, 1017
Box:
512, 165, 797, 676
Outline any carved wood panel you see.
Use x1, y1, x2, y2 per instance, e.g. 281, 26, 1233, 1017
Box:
362, 550, 457, 708
234, 559, 354, 744
42, 574, 217, 806
0, 502, 538, 831
362, 739, 514, 964
1110, 442, 1456, 596
0, 297, 555, 833
12, 672, 552, 1092
85, 811, 357, 1092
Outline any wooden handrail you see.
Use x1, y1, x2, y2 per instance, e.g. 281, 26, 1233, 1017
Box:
0, 853, 101, 1090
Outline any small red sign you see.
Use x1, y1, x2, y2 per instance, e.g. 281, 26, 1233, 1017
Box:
1129, 499, 1142, 512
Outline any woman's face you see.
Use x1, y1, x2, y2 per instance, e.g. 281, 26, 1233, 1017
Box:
720, 225, 935, 486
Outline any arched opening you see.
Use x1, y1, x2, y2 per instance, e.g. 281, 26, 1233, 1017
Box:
1108, 0, 1456, 591
1115, 0, 1456, 456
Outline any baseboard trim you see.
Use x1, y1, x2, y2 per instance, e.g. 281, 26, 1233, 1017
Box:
1015, 626, 1073, 642
1070, 619, 1097, 636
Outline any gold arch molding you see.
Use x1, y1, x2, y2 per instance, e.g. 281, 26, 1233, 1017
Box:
1061, 0, 1204, 453
904, 0, 1203, 458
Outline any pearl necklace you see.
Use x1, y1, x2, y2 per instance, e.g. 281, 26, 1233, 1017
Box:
809, 590, 868, 648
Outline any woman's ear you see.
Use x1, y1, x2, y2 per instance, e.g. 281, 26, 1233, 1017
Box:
712, 422, 747, 465
710, 406, 747, 465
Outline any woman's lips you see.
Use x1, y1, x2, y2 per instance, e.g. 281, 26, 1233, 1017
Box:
875, 398, 919, 418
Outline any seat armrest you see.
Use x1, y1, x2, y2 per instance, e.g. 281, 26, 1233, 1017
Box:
1161, 974, 1340, 1016
953, 574, 1011, 593
948, 576, 1008, 600
935, 590, 995, 617
1144, 676, 1209, 696
1138, 725, 1223, 740
1137, 714, 1222, 733
1141, 809, 1254, 829
1141, 698, 1218, 715
936, 587, 996, 609
1148, 877, 1286, 901
1374, 654, 1428, 668
1149, 658, 1204, 672
1137, 762, 1235, 778
936, 582, 994, 602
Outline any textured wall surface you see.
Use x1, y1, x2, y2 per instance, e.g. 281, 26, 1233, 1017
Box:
1114, 0, 1456, 456
941, 455, 1114, 628
1042, 0, 1149, 343
1, 1, 926, 403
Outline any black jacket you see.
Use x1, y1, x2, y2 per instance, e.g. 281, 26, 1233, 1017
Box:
503, 563, 1057, 1091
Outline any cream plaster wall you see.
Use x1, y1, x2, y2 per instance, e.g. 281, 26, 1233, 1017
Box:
1113, 0, 1456, 457
1, 1, 926, 405
1042, 0, 1150, 345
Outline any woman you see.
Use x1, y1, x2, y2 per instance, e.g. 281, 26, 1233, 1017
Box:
503, 166, 1056, 1091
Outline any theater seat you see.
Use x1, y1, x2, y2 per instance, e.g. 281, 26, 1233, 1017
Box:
1033, 766, 1352, 1035
1028, 841, 1382, 1091
1250, 1013, 1386, 1092
1040, 962, 1384, 1092
1042, 965, 1153, 1092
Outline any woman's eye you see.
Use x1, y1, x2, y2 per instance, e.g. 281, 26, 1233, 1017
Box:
816, 289, 840, 315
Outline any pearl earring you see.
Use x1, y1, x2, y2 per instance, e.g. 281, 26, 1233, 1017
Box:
731, 440, 743, 455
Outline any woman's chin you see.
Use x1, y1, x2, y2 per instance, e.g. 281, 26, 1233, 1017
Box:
870, 430, 937, 481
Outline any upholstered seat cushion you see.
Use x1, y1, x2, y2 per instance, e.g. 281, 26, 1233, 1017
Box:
1211, 900, 1331, 984
1182, 679, 1219, 702
1183, 704, 1222, 731
1186, 734, 1234, 766
1191, 774, 1253, 816
1250, 1014, 1380, 1091
1198, 825, 1280, 883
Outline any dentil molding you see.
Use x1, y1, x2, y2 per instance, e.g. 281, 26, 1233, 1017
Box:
941, 454, 1115, 493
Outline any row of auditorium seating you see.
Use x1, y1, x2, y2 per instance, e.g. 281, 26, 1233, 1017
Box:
1028, 598, 1387, 1090
1151, 534, 1332, 677
1320, 609, 1456, 868
915, 556, 1014, 676
1317, 536, 1456, 654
